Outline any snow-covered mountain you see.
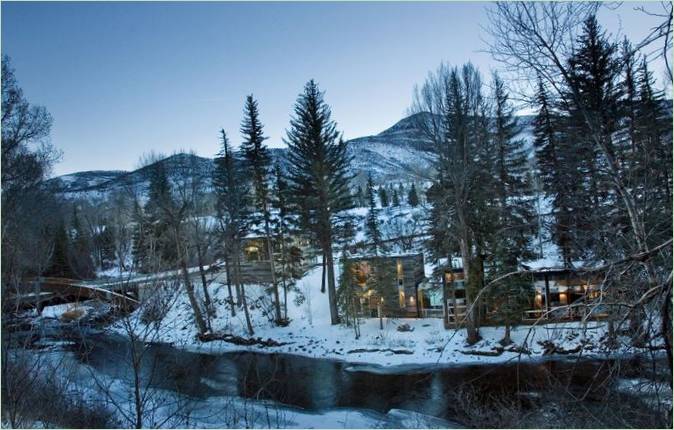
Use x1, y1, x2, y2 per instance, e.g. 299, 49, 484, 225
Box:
47, 113, 535, 199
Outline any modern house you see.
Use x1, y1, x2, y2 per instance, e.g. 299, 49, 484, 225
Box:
238, 234, 320, 284
345, 253, 426, 317
528, 268, 605, 321
421, 264, 606, 327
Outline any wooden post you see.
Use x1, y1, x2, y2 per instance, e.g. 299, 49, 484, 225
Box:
442, 272, 450, 329
544, 272, 550, 320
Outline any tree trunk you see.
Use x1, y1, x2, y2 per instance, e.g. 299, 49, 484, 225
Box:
501, 323, 512, 346
353, 297, 360, 339
236, 252, 254, 336
132, 349, 143, 429
180, 257, 208, 335
629, 304, 647, 347
442, 270, 450, 330
263, 217, 282, 323
662, 286, 673, 385
324, 245, 339, 325
321, 254, 326, 294
175, 227, 208, 335
283, 278, 288, 320
459, 236, 480, 345
195, 243, 213, 326
224, 253, 235, 317
279, 229, 289, 320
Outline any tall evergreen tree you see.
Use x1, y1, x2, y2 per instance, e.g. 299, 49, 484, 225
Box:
634, 59, 672, 217
487, 73, 537, 344
532, 77, 580, 267
271, 163, 303, 321
240, 95, 282, 324
563, 15, 622, 261
213, 130, 254, 335
284, 80, 353, 325
412, 62, 490, 343
364, 174, 383, 254
490, 73, 536, 262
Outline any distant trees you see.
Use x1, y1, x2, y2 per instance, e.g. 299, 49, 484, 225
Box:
391, 189, 400, 207
354, 184, 366, 207
407, 184, 419, 207
284, 80, 353, 325
378, 186, 389, 207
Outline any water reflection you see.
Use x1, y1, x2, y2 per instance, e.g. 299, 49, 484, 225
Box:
69, 333, 659, 423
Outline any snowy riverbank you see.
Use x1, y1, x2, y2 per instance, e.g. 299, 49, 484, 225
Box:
82, 265, 662, 370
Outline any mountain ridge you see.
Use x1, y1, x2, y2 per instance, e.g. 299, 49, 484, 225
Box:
48, 112, 537, 197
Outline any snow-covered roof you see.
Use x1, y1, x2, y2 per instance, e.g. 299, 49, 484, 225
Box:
347, 251, 423, 260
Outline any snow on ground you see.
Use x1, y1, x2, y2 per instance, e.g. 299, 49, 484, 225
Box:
42, 302, 91, 320
614, 377, 673, 410
109, 263, 660, 371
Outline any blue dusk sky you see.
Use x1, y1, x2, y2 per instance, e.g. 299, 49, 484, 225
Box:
2, 1, 667, 176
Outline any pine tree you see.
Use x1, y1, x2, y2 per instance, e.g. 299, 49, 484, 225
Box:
47, 219, 74, 278
240, 95, 282, 324
487, 73, 537, 344
364, 174, 383, 254
490, 73, 536, 261
143, 161, 176, 270
392, 189, 400, 207
213, 130, 254, 335
563, 15, 623, 260
378, 186, 389, 207
407, 184, 419, 207
417, 63, 489, 343
635, 59, 672, 214
70, 205, 95, 279
284, 80, 353, 325
337, 257, 362, 339
271, 163, 303, 321
533, 77, 580, 267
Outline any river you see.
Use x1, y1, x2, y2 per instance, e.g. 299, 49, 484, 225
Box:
6, 321, 671, 428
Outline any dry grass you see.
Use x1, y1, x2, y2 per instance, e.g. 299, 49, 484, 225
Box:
60, 307, 85, 321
